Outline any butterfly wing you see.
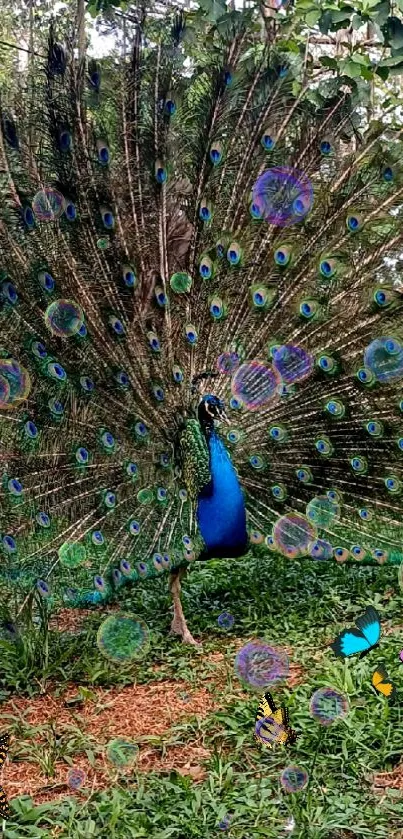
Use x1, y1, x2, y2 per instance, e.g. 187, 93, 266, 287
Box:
372, 665, 395, 698
0, 735, 9, 770
0, 734, 10, 819
0, 787, 10, 820
355, 607, 381, 647
330, 607, 381, 658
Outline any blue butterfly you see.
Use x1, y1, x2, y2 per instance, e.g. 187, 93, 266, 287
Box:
330, 606, 381, 659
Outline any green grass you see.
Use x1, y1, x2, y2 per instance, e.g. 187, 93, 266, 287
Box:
2, 552, 403, 838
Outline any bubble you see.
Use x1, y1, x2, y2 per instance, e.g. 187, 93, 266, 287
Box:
231, 361, 280, 411
255, 716, 285, 745
234, 641, 289, 688
58, 541, 86, 568
306, 496, 340, 528
32, 188, 65, 221
280, 765, 309, 793
217, 814, 232, 831
251, 167, 313, 227
364, 337, 403, 382
217, 352, 240, 375
67, 767, 86, 790
44, 299, 84, 338
217, 611, 235, 630
97, 612, 150, 664
272, 345, 314, 384
106, 737, 139, 768
309, 539, 333, 560
310, 687, 349, 726
273, 514, 316, 558
399, 649, 403, 662
0, 358, 31, 409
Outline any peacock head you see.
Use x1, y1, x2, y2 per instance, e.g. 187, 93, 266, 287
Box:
198, 394, 229, 429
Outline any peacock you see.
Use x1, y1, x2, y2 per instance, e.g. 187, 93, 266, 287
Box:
1, 3, 403, 648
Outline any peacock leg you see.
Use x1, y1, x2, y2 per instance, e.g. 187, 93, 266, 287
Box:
169, 567, 201, 646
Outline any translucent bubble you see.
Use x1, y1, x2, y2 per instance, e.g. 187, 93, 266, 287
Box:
231, 361, 281, 410
0, 358, 31, 409
234, 641, 289, 688
272, 345, 314, 384
32, 188, 65, 221
217, 352, 240, 375
106, 737, 139, 768
97, 613, 150, 664
252, 167, 313, 227
280, 765, 309, 793
58, 541, 86, 568
310, 687, 349, 726
44, 299, 84, 338
309, 539, 333, 560
217, 814, 232, 831
364, 337, 403, 382
255, 716, 285, 745
399, 649, 403, 662
217, 611, 235, 630
67, 767, 86, 790
273, 514, 316, 558
306, 496, 340, 528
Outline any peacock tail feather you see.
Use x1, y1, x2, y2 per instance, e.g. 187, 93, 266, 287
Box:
1, 6, 403, 615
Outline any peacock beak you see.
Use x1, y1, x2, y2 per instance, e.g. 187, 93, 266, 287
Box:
218, 408, 230, 425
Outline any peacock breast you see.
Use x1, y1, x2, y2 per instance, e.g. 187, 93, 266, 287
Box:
196, 431, 247, 558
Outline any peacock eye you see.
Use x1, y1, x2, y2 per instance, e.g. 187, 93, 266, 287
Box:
126, 462, 138, 477
59, 129, 71, 151
1, 281, 18, 304
296, 467, 312, 483
64, 201, 76, 221
37, 579, 50, 597
101, 207, 114, 229
185, 324, 198, 344
155, 159, 167, 183
199, 255, 213, 279
210, 141, 222, 166
226, 242, 241, 265
23, 206, 35, 228
179, 488, 187, 501
97, 140, 110, 165
172, 365, 184, 383
209, 296, 225, 319
104, 490, 116, 508
155, 285, 168, 306
75, 446, 89, 464
2, 534, 17, 552
147, 331, 161, 352
32, 341, 47, 359
152, 383, 165, 401
47, 361, 66, 381
261, 130, 276, 151
350, 456, 367, 474
346, 213, 362, 232
129, 520, 140, 535
8, 478, 23, 495
134, 420, 148, 439
101, 430, 115, 449
48, 398, 64, 416
94, 575, 106, 592
157, 487, 167, 501
122, 266, 137, 288
92, 530, 104, 545
199, 200, 212, 221
38, 271, 55, 292
36, 511, 51, 527
274, 245, 291, 266
115, 370, 129, 387
334, 547, 349, 562
24, 420, 38, 439
80, 375, 94, 392
120, 558, 131, 574
109, 315, 125, 336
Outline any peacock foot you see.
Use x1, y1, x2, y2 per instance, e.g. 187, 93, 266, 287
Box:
169, 615, 201, 646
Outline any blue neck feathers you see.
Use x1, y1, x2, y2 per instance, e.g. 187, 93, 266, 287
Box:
196, 427, 248, 559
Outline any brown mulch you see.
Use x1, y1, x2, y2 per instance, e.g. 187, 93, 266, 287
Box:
0, 641, 304, 804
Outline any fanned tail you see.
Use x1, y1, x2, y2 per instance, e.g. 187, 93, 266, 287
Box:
0, 6, 403, 619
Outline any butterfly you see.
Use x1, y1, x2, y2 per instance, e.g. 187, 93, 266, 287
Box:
0, 734, 10, 820
372, 665, 396, 699
330, 606, 381, 659
254, 691, 297, 748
